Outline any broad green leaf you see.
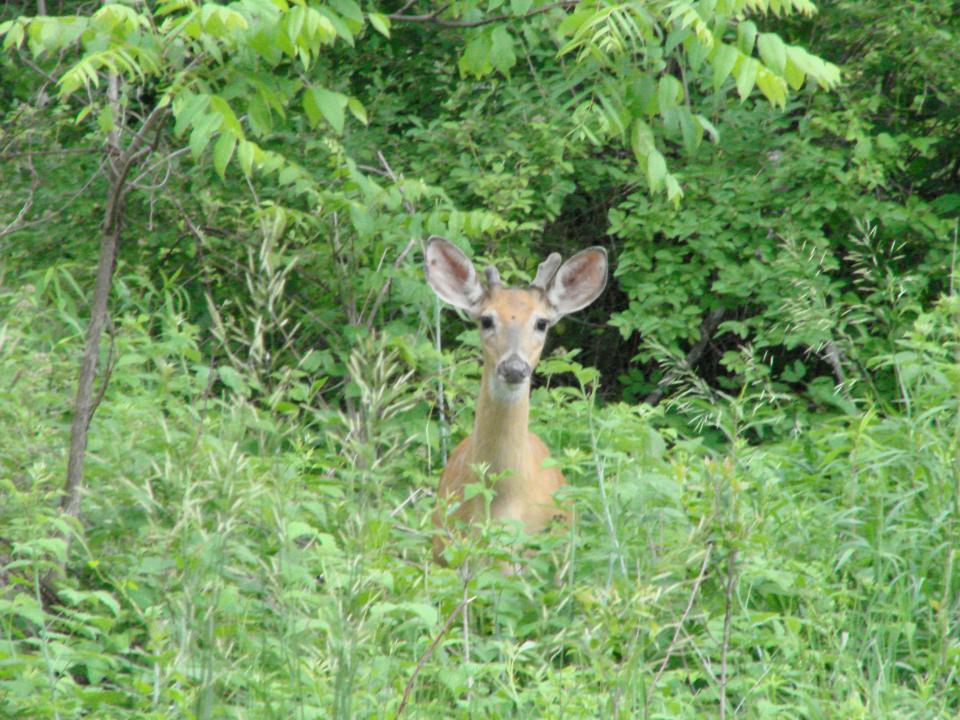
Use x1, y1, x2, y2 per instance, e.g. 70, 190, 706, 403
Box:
630, 117, 654, 162
330, 0, 364, 25
286, 520, 316, 540
368, 12, 390, 37
96, 105, 114, 133
756, 68, 787, 108
665, 174, 683, 205
304, 86, 348, 133
511, 0, 533, 14
758, 33, 786, 76
734, 57, 758, 101
459, 32, 493, 78
737, 20, 757, 55
658, 74, 682, 112
647, 149, 666, 191
784, 54, 805, 90
711, 43, 737, 91
75, 104, 93, 124
189, 110, 222, 159
237, 139, 255, 176
210, 95, 243, 137
695, 113, 719, 143
347, 96, 368, 125
213, 130, 237, 178
489, 26, 516, 75
677, 106, 702, 153
174, 93, 210, 137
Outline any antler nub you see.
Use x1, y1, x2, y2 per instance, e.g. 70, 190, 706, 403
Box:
531, 252, 562, 290
484, 266, 502, 287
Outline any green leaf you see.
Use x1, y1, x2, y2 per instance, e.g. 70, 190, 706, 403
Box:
737, 20, 757, 55
237, 139, 255, 176
511, 0, 533, 15
368, 12, 390, 37
210, 95, 243, 137
174, 93, 210, 137
758, 33, 786, 76
695, 113, 719, 143
459, 32, 493, 78
489, 26, 516, 75
665, 174, 683, 205
213, 131, 236, 178
756, 68, 787, 109
734, 57, 758, 101
96, 105, 114, 134
647, 150, 666, 192
347, 96, 368, 125
711, 43, 737, 91
75, 104, 94, 124
630, 117, 654, 162
784, 53, 805, 90
304, 86, 348, 133
677, 107, 702, 154
189, 110, 222, 160
658, 74, 682, 112
286, 520, 316, 540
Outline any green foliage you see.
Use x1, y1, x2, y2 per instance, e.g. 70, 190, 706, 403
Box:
2, 270, 959, 718
2, 0, 959, 717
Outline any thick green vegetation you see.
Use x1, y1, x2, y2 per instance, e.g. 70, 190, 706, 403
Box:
1, 0, 958, 718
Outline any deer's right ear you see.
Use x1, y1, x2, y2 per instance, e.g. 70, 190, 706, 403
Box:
424, 236, 485, 316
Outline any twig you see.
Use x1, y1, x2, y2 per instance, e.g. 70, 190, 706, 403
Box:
389, 0, 578, 28
359, 152, 418, 328
395, 595, 476, 718
647, 543, 713, 705
0, 147, 101, 160
0, 153, 39, 239
85, 318, 117, 433
645, 308, 725, 406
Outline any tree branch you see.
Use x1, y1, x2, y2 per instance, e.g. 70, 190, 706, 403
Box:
389, 0, 578, 28
647, 542, 713, 708
644, 308, 725, 406
395, 595, 475, 718
0, 154, 39, 240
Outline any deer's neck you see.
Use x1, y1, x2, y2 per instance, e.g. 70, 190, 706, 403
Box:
471, 366, 531, 476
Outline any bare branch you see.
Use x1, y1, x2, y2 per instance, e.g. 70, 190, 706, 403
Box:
395, 595, 475, 718
389, 0, 578, 28
0, 154, 39, 239
645, 308, 725, 406
647, 542, 713, 707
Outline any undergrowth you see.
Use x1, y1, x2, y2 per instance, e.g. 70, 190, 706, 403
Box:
1, 265, 958, 719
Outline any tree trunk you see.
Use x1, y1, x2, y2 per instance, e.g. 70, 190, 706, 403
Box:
61, 74, 124, 523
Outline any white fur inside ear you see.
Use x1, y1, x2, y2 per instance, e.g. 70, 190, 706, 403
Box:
546, 247, 608, 316
424, 237, 485, 314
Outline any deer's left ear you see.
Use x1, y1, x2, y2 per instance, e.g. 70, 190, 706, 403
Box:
546, 247, 608, 316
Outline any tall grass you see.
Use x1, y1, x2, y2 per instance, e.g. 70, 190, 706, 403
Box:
1, 268, 958, 719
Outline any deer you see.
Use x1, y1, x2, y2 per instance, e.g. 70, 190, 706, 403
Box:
424, 237, 608, 565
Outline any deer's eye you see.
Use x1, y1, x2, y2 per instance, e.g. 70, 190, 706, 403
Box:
534, 318, 549, 332
479, 315, 495, 330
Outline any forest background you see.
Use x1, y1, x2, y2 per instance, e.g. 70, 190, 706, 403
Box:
1, 0, 958, 717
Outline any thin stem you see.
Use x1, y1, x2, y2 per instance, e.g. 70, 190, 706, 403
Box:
395, 595, 475, 718
719, 548, 738, 720
647, 542, 713, 709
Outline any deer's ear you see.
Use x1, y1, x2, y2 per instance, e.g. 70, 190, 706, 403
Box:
424, 237, 486, 315
546, 247, 608, 316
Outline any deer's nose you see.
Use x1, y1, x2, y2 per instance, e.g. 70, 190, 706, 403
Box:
497, 354, 531, 384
